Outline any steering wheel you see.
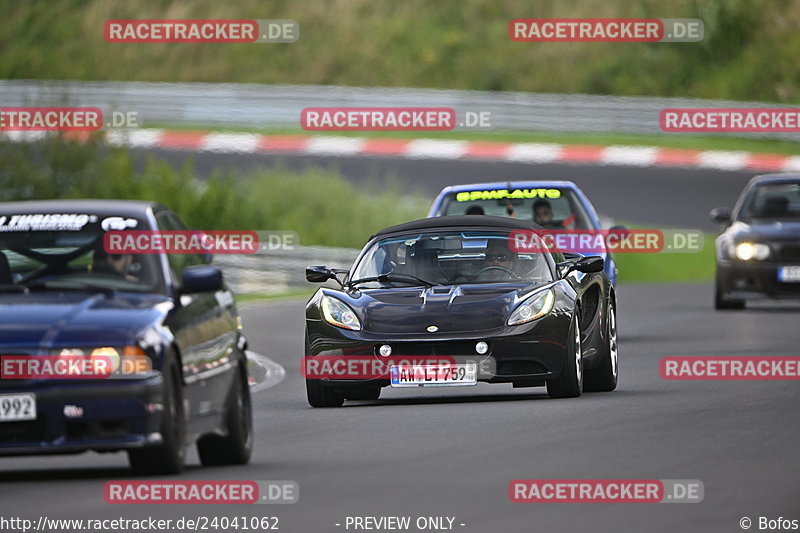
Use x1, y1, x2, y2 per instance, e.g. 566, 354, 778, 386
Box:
474, 265, 518, 281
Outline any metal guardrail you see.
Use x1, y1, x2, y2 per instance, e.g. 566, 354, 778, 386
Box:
1, 80, 797, 140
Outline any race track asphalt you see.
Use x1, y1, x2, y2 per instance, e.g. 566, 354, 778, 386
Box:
2, 283, 799, 533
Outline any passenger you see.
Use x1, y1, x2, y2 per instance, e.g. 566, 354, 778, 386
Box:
465, 205, 485, 215
533, 199, 561, 228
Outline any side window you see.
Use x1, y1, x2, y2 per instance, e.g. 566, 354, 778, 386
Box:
155, 211, 207, 284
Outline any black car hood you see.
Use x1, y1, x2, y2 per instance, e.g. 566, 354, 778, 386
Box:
346, 284, 543, 334
728, 221, 800, 241
0, 291, 172, 350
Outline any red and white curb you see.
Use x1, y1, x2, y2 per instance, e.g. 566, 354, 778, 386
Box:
6, 128, 800, 172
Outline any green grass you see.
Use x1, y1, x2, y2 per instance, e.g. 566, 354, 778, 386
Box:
149, 123, 800, 155
3, 0, 800, 103
235, 288, 318, 305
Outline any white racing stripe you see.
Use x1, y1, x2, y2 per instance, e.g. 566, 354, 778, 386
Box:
201, 132, 261, 153
405, 139, 468, 159
304, 136, 366, 156
106, 128, 164, 148
601, 146, 659, 167
781, 156, 800, 172
505, 143, 562, 163
697, 150, 749, 170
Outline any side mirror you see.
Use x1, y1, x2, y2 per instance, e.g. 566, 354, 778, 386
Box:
306, 265, 334, 283
182, 265, 223, 293
557, 255, 604, 277
709, 207, 731, 224
575, 256, 604, 273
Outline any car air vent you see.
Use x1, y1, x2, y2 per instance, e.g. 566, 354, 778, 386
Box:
454, 294, 495, 304
370, 293, 424, 305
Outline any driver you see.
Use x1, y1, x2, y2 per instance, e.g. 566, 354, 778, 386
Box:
92, 242, 135, 280
483, 237, 517, 273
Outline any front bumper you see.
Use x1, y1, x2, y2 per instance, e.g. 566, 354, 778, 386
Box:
306, 315, 570, 388
717, 261, 800, 300
0, 376, 164, 456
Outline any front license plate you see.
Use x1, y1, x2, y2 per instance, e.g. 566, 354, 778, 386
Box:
390, 364, 477, 387
778, 266, 800, 283
0, 393, 36, 422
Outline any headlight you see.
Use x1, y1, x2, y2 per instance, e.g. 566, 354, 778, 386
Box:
508, 289, 555, 326
54, 346, 151, 376
321, 294, 362, 331
735, 242, 770, 261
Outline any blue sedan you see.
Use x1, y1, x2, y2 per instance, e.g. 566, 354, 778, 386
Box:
0, 200, 252, 474
427, 181, 619, 285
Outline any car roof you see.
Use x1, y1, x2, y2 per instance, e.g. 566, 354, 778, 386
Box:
372, 215, 543, 238
437, 181, 579, 194
0, 199, 165, 217
750, 173, 800, 185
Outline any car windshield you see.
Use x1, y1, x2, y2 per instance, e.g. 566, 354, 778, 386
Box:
437, 187, 593, 229
350, 230, 555, 287
738, 182, 800, 222
0, 214, 163, 293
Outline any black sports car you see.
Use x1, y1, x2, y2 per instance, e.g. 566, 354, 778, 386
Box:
0, 200, 252, 474
304, 216, 617, 407
711, 174, 800, 309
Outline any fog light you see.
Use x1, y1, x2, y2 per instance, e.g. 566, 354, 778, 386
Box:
379, 344, 392, 357
475, 341, 489, 355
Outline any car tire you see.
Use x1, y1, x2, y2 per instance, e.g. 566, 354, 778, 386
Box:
343, 386, 381, 401
197, 360, 253, 466
584, 300, 618, 392
715, 278, 745, 310
546, 313, 583, 399
306, 378, 345, 407
128, 353, 185, 475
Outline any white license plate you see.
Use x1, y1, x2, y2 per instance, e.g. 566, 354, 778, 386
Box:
0, 393, 36, 422
778, 266, 800, 283
390, 364, 477, 387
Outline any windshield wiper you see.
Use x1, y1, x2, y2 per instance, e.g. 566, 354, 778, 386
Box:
348, 273, 435, 288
